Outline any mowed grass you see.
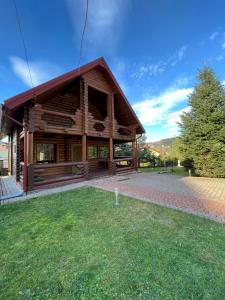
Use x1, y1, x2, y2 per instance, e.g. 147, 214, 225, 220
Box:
139, 166, 189, 176
1, 187, 225, 299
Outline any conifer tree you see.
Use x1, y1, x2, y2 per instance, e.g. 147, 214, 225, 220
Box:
179, 67, 225, 177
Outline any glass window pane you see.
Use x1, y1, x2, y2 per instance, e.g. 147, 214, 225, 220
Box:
98, 146, 109, 159
88, 146, 97, 159
37, 144, 56, 163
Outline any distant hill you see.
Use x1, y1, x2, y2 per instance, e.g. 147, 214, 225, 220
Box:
147, 137, 176, 148
146, 137, 176, 156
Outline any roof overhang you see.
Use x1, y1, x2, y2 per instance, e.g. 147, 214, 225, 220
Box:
2, 57, 145, 134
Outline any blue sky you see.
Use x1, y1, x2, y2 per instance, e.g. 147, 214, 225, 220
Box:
1, 0, 225, 141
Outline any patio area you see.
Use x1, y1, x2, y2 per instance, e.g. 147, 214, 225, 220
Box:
89, 172, 225, 223
0, 176, 23, 201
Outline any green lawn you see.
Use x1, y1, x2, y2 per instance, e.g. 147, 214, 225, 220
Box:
139, 166, 189, 176
1, 187, 225, 299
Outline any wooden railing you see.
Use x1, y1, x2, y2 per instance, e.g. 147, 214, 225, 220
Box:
28, 161, 89, 189
110, 157, 136, 174
33, 104, 82, 135
113, 119, 135, 140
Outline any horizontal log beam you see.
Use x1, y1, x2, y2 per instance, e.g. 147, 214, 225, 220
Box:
34, 161, 88, 169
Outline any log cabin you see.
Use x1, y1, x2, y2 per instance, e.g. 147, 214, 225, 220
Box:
0, 57, 144, 192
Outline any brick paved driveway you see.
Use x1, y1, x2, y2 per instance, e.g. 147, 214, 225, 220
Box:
89, 173, 225, 223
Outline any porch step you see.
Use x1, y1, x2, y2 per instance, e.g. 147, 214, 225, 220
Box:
89, 171, 110, 179
117, 169, 137, 176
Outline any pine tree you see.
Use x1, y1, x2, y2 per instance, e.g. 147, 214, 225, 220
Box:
179, 67, 225, 178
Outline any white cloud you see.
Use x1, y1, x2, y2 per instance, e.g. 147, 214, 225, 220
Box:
222, 42, 225, 49
9, 56, 61, 87
66, 0, 129, 49
172, 76, 190, 87
133, 86, 193, 126
132, 61, 166, 79
133, 45, 188, 79
163, 107, 191, 136
209, 31, 219, 40
170, 45, 187, 67
216, 54, 224, 61
133, 82, 193, 141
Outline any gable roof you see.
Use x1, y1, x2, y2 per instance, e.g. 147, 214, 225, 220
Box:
3, 57, 144, 134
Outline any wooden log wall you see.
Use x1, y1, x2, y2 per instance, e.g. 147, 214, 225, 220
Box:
113, 119, 135, 141
33, 133, 82, 164
82, 67, 113, 94
30, 67, 136, 141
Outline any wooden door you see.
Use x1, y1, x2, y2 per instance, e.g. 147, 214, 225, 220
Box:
72, 145, 82, 162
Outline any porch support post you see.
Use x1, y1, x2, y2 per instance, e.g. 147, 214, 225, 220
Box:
109, 137, 116, 175
81, 78, 89, 179
28, 132, 34, 164
109, 137, 113, 161
132, 137, 137, 171
135, 136, 138, 170
16, 129, 20, 181
23, 126, 28, 192
8, 134, 12, 175
82, 134, 87, 161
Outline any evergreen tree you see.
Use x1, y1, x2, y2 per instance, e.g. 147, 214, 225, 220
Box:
179, 67, 225, 177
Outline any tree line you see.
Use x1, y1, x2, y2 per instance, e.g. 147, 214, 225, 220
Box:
138, 67, 225, 177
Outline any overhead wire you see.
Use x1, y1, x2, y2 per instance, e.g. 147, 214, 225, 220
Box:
13, 0, 89, 92
77, 0, 89, 72
12, 0, 34, 90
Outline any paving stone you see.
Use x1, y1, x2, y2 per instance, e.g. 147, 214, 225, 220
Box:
89, 173, 225, 223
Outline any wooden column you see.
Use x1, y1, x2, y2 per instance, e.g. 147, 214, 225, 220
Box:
23, 107, 28, 192
80, 78, 89, 178
23, 127, 28, 192
27, 132, 34, 164
132, 140, 136, 158
81, 79, 88, 135
8, 134, 12, 175
109, 137, 113, 161
132, 138, 137, 170
16, 129, 20, 182
82, 134, 87, 161
135, 136, 138, 170
108, 93, 115, 137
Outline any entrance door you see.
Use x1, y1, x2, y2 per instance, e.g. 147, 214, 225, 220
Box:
72, 145, 82, 162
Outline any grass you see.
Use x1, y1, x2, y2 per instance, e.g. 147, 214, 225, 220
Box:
139, 166, 189, 176
1, 187, 225, 299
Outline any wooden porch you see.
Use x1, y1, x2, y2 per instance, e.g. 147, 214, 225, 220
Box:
18, 133, 137, 190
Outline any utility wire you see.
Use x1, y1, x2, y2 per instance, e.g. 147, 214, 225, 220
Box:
77, 0, 89, 72
13, 0, 34, 89
13, 0, 89, 89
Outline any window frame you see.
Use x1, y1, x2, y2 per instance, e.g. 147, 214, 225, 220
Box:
36, 143, 57, 164
98, 145, 109, 159
87, 144, 109, 160
87, 145, 98, 159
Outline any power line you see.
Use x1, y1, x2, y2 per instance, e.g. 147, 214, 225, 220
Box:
13, 0, 34, 89
77, 0, 89, 71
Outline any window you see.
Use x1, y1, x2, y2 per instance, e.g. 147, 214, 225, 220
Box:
37, 144, 56, 163
88, 145, 97, 159
88, 145, 109, 159
98, 146, 109, 159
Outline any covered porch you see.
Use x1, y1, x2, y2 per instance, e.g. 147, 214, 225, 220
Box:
18, 132, 137, 190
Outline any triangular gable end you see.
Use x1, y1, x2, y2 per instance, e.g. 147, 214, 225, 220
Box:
3, 57, 144, 134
